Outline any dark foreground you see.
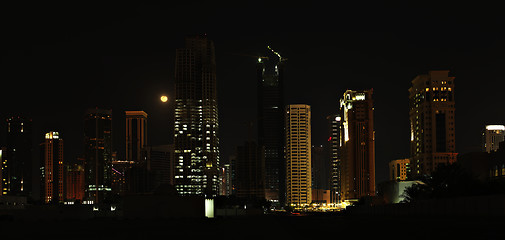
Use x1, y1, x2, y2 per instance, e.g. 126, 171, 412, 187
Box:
3, 213, 504, 239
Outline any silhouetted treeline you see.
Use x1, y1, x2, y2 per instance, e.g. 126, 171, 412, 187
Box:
402, 163, 505, 202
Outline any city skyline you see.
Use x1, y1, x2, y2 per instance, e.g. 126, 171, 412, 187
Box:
2, 2, 504, 187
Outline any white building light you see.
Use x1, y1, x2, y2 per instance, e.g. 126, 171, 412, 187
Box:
486, 125, 505, 131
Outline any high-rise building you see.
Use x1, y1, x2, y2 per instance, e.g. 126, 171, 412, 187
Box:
125, 111, 148, 163
40, 131, 64, 204
235, 141, 265, 200
84, 108, 113, 204
257, 47, 285, 204
220, 163, 232, 196
311, 145, 327, 190
2, 116, 33, 197
482, 125, 505, 153
389, 158, 411, 181
174, 36, 220, 196
326, 114, 341, 203
285, 104, 312, 208
409, 70, 457, 177
145, 144, 174, 189
66, 160, 85, 203
340, 89, 375, 201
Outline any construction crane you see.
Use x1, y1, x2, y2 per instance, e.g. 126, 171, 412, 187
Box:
230, 53, 269, 62
267, 45, 287, 62
230, 46, 286, 63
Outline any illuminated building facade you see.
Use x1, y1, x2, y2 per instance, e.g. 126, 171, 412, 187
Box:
409, 71, 457, 177
40, 131, 64, 204
327, 114, 341, 203
285, 104, 312, 207
482, 125, 505, 153
389, 158, 411, 181
257, 47, 285, 204
84, 108, 113, 203
2, 116, 33, 197
340, 89, 375, 201
174, 36, 220, 196
125, 111, 148, 163
66, 162, 85, 202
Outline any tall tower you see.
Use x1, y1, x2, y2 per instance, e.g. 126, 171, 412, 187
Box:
409, 70, 457, 177
235, 141, 265, 200
482, 125, 505, 153
40, 131, 64, 204
84, 108, 113, 203
174, 35, 220, 196
340, 89, 375, 201
2, 116, 33, 197
257, 46, 285, 204
125, 111, 147, 162
327, 114, 341, 204
285, 104, 312, 208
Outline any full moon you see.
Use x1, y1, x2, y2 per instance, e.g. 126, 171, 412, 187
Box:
160, 95, 168, 103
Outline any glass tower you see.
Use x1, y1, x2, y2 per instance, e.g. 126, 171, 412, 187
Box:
174, 36, 220, 196
257, 47, 285, 204
2, 116, 33, 197
84, 108, 113, 203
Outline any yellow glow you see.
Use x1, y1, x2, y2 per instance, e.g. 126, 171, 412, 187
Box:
160, 95, 168, 103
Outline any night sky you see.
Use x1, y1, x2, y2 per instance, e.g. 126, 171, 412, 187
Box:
2, 2, 504, 184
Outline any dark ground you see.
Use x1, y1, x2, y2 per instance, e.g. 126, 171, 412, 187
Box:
3, 213, 504, 239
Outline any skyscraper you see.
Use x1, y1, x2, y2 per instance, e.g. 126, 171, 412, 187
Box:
327, 114, 341, 204
409, 70, 457, 177
257, 47, 285, 204
285, 104, 312, 208
235, 141, 265, 200
40, 131, 64, 204
66, 160, 85, 203
174, 36, 220, 196
125, 111, 147, 163
340, 89, 375, 201
84, 108, 113, 203
2, 116, 33, 197
482, 125, 505, 153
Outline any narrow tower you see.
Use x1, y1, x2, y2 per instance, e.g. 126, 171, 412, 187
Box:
340, 89, 375, 202
285, 104, 312, 208
257, 46, 285, 204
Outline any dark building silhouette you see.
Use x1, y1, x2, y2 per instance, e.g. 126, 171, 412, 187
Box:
340, 89, 375, 201
1, 116, 33, 197
174, 36, 220, 196
124, 110, 149, 194
235, 141, 265, 200
84, 108, 113, 203
40, 131, 64, 204
311, 145, 328, 191
125, 111, 147, 163
327, 114, 342, 203
146, 144, 174, 187
127, 144, 174, 194
257, 47, 285, 204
